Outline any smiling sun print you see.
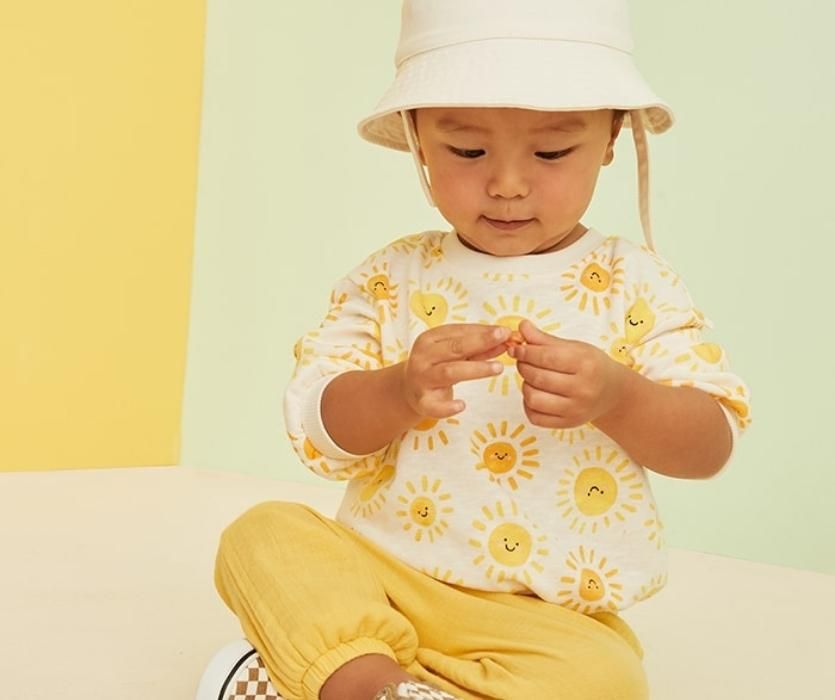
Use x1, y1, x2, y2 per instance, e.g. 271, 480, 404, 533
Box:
560, 248, 625, 316
359, 262, 400, 324
556, 445, 645, 534
395, 475, 453, 543
469, 500, 549, 587
470, 421, 540, 490
557, 545, 624, 614
409, 277, 469, 330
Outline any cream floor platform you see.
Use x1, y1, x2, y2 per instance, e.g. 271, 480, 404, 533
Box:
1, 466, 833, 699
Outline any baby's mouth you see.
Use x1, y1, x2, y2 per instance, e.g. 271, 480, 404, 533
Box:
483, 217, 535, 231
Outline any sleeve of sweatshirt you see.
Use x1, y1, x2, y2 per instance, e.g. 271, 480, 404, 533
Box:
625, 248, 752, 475
283, 275, 388, 481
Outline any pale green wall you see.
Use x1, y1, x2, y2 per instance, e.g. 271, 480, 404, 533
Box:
183, 1, 835, 574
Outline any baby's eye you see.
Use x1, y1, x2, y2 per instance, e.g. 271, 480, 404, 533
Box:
536, 149, 572, 160
449, 147, 485, 159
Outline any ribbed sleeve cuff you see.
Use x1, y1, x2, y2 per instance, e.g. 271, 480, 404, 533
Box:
300, 374, 376, 460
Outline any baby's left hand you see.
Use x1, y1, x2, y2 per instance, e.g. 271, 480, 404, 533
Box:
508, 320, 626, 429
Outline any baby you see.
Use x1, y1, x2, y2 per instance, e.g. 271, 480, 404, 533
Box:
197, 2, 751, 699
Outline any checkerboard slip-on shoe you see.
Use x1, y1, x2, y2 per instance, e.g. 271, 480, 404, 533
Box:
374, 680, 460, 700
195, 639, 284, 700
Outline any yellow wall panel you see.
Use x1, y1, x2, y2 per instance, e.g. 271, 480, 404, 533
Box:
0, 2, 206, 470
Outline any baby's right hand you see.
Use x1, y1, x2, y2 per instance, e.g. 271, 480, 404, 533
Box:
401, 324, 510, 419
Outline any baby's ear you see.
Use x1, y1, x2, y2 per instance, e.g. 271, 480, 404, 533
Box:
604, 112, 625, 165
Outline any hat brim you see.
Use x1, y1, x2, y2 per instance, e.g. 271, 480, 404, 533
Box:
358, 38, 674, 151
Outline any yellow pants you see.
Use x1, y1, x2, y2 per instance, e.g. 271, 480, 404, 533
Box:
214, 502, 649, 700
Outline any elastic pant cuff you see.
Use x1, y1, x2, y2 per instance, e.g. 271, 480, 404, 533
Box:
301, 637, 398, 700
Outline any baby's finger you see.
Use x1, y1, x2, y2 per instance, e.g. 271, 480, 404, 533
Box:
429, 325, 511, 362
468, 343, 512, 362
516, 361, 572, 394
419, 396, 468, 419
512, 342, 576, 374
523, 405, 575, 430
518, 319, 561, 345
426, 359, 504, 388
522, 382, 572, 417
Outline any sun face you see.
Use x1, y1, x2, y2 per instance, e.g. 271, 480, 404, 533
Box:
469, 500, 549, 587
362, 270, 395, 301
581, 263, 612, 292
406, 415, 461, 451
600, 284, 679, 365
623, 282, 681, 345
470, 421, 540, 490
395, 475, 453, 543
409, 277, 469, 330
483, 442, 516, 473
366, 274, 392, 300
411, 291, 448, 327
574, 468, 618, 516
556, 446, 645, 534
489, 522, 533, 567
600, 322, 633, 367
560, 248, 625, 316
359, 263, 400, 324
349, 463, 396, 518
557, 545, 624, 613
624, 297, 656, 345
479, 295, 560, 395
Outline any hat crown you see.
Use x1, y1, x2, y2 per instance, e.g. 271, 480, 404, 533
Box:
396, 0, 634, 66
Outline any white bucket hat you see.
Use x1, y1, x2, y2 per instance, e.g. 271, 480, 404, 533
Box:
357, 0, 675, 251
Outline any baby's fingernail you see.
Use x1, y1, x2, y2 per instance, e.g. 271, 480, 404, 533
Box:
490, 362, 503, 373
494, 327, 509, 340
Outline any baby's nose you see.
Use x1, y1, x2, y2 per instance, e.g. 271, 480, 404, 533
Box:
486, 164, 531, 199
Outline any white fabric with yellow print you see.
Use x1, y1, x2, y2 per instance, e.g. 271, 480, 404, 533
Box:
284, 228, 751, 612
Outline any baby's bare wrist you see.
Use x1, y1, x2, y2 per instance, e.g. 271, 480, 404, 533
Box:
388, 361, 424, 426
594, 360, 639, 429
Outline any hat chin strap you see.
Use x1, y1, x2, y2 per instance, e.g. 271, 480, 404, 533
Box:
401, 110, 436, 207
630, 110, 655, 252
401, 109, 655, 252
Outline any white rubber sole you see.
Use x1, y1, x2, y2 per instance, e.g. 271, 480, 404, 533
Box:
195, 639, 257, 700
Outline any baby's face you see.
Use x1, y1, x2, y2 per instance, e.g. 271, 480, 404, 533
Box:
414, 107, 623, 257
